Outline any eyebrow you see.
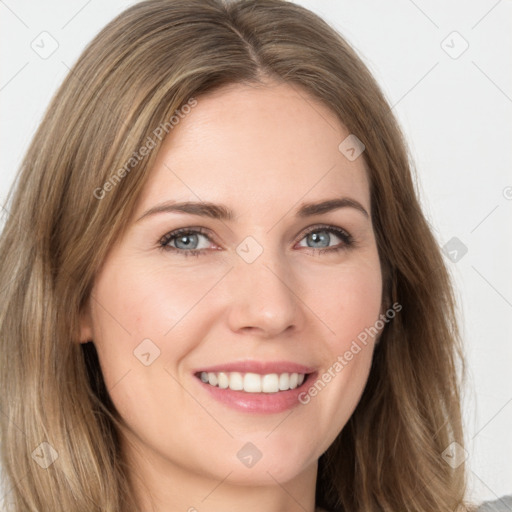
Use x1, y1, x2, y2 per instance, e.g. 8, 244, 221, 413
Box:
136, 197, 369, 223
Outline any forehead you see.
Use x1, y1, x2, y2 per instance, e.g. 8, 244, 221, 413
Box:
135, 82, 370, 216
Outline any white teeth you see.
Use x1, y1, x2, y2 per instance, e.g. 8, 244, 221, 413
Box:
217, 372, 229, 389
198, 371, 307, 393
262, 374, 279, 393
229, 372, 243, 391
243, 373, 261, 393
278, 373, 289, 390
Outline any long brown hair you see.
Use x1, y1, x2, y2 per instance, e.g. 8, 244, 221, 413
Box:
0, 0, 473, 510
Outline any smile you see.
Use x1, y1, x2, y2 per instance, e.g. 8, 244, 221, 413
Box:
192, 361, 317, 413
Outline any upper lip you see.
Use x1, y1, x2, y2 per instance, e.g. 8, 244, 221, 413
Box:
194, 360, 316, 375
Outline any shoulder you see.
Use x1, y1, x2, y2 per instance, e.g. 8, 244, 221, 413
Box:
476, 495, 512, 511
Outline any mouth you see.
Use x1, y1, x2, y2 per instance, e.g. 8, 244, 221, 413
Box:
192, 362, 317, 414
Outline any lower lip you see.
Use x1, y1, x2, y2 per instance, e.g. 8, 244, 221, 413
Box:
194, 372, 317, 414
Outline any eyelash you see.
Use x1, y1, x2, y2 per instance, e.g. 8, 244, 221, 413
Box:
158, 224, 355, 258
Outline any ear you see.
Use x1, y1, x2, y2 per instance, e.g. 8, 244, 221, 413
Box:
78, 299, 94, 344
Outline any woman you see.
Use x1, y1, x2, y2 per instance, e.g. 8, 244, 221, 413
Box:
0, 1, 510, 511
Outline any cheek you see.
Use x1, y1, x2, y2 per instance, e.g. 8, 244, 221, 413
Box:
88, 258, 223, 400
295, 254, 382, 442
92, 260, 210, 343
87, 264, 168, 387
301, 252, 383, 348
332, 270, 382, 344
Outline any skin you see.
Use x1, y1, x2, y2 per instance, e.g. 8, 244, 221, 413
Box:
80, 80, 384, 512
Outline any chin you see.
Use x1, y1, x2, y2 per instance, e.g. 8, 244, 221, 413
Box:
195, 440, 316, 486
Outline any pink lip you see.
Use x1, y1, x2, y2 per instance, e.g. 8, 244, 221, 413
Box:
193, 360, 316, 375
192, 361, 318, 414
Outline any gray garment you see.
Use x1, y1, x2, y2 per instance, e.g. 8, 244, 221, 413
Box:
477, 495, 512, 511
317, 496, 512, 511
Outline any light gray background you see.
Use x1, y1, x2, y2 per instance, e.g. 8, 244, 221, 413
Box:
1, 0, 511, 505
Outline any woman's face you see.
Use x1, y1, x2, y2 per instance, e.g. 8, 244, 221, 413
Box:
81, 81, 383, 492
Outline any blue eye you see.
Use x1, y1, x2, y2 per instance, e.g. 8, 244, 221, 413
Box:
159, 227, 212, 257
297, 226, 353, 251
158, 224, 354, 257
171, 232, 202, 250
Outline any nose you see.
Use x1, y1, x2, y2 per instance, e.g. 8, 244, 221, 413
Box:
225, 248, 305, 338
